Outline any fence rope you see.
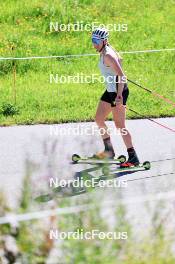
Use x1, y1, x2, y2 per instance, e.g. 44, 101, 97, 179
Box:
0, 48, 175, 61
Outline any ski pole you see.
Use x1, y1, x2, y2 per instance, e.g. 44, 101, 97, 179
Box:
128, 108, 175, 133
127, 79, 175, 108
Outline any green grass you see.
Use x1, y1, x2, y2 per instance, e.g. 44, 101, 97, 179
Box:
0, 0, 175, 125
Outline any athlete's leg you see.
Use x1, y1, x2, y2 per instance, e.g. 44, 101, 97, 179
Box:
111, 104, 133, 147
112, 104, 140, 165
95, 100, 115, 157
95, 100, 111, 139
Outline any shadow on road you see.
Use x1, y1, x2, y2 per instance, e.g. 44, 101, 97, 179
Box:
35, 163, 145, 203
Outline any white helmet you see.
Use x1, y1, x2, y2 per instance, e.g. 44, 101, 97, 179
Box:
92, 27, 109, 40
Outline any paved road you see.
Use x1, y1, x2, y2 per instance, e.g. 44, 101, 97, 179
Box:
0, 118, 175, 233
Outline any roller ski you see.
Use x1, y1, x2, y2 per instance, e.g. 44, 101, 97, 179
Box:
102, 160, 151, 175
72, 151, 126, 165
102, 151, 151, 174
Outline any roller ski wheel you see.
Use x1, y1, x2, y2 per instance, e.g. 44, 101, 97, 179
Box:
143, 161, 151, 170
117, 155, 126, 163
72, 153, 126, 165
72, 154, 81, 163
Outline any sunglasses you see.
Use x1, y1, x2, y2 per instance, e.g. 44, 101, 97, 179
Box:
92, 38, 102, 45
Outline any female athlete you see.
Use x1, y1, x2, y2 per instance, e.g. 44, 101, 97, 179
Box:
92, 27, 140, 167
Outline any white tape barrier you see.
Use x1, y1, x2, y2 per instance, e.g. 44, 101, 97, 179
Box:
1, 188, 175, 225
0, 48, 175, 61
0, 204, 93, 225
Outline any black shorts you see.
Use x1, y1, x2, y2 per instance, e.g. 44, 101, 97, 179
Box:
100, 83, 129, 107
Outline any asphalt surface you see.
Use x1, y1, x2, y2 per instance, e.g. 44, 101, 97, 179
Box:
0, 117, 175, 233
